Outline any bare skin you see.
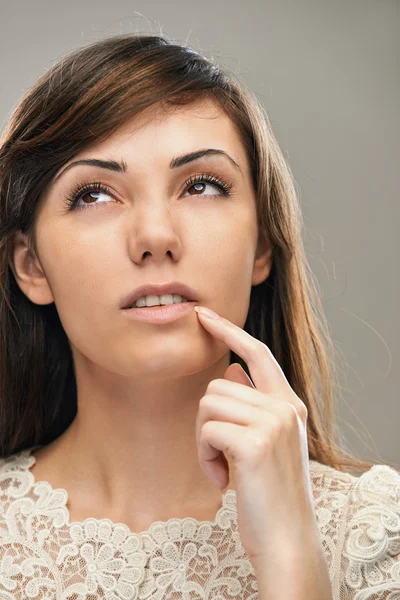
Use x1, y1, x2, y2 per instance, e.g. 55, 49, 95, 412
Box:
11, 98, 272, 534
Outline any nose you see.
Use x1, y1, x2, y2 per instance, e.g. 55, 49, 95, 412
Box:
129, 201, 183, 264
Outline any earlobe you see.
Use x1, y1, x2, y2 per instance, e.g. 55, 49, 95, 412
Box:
9, 230, 54, 306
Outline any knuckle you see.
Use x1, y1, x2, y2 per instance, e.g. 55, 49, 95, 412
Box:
283, 399, 308, 425
248, 432, 269, 457
199, 395, 213, 411
260, 342, 273, 358
285, 403, 300, 424
299, 402, 308, 421
263, 412, 290, 443
291, 398, 308, 422
250, 340, 268, 360
201, 420, 213, 434
206, 378, 223, 393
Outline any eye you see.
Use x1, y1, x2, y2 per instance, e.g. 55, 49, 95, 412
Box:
183, 174, 233, 198
62, 181, 114, 213
185, 181, 219, 196
61, 172, 233, 213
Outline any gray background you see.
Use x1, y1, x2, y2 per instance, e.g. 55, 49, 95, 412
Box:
1, 0, 398, 468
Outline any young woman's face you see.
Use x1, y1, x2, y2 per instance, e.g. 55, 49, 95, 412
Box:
29, 99, 270, 379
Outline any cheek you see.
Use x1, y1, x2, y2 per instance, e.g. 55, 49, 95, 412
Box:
38, 228, 111, 336
187, 208, 257, 321
208, 236, 255, 326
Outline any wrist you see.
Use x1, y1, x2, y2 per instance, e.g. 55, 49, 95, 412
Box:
253, 535, 333, 600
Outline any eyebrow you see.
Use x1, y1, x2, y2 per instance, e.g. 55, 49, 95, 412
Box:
52, 148, 243, 184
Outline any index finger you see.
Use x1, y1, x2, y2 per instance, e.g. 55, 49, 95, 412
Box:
194, 306, 290, 395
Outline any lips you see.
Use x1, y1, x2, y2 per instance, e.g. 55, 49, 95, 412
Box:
120, 281, 198, 309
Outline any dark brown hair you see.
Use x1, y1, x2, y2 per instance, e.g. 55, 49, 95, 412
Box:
0, 33, 394, 476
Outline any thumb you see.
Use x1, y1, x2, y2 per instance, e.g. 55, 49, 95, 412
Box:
223, 362, 255, 388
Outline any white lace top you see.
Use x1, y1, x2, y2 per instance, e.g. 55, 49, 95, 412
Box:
0, 447, 399, 600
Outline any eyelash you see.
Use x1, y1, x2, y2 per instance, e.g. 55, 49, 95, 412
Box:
62, 172, 234, 213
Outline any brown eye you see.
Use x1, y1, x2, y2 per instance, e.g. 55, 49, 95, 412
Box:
186, 182, 221, 196
189, 183, 206, 195
62, 181, 114, 213
80, 191, 103, 204
183, 174, 233, 198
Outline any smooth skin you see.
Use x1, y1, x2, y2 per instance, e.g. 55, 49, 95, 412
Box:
193, 306, 333, 597
10, 98, 273, 533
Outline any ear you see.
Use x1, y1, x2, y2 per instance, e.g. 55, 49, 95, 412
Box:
8, 231, 54, 306
252, 231, 273, 287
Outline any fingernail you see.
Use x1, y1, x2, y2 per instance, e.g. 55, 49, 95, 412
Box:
194, 306, 220, 319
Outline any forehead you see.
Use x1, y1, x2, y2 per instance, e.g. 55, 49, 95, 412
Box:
71, 98, 249, 170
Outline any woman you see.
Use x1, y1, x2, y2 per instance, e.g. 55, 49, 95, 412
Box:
0, 33, 398, 600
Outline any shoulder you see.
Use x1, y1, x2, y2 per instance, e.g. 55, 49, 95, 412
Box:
310, 459, 400, 498
310, 460, 400, 597
309, 458, 400, 508
0, 448, 36, 476
0, 448, 36, 502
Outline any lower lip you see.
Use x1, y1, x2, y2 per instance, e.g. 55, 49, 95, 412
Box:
121, 301, 198, 323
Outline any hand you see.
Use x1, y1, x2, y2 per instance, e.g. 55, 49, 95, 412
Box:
194, 305, 319, 572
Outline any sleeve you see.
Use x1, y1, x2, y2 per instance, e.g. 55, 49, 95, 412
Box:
337, 464, 400, 600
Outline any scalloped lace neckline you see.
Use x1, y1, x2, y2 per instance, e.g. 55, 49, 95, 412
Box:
21, 445, 238, 538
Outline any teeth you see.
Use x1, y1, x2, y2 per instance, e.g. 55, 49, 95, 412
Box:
133, 294, 189, 308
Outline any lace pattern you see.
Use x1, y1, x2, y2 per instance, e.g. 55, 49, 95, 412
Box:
0, 448, 399, 599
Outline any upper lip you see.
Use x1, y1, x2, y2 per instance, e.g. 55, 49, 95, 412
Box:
120, 281, 198, 308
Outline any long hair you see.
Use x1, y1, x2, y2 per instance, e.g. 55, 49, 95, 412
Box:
0, 33, 391, 475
